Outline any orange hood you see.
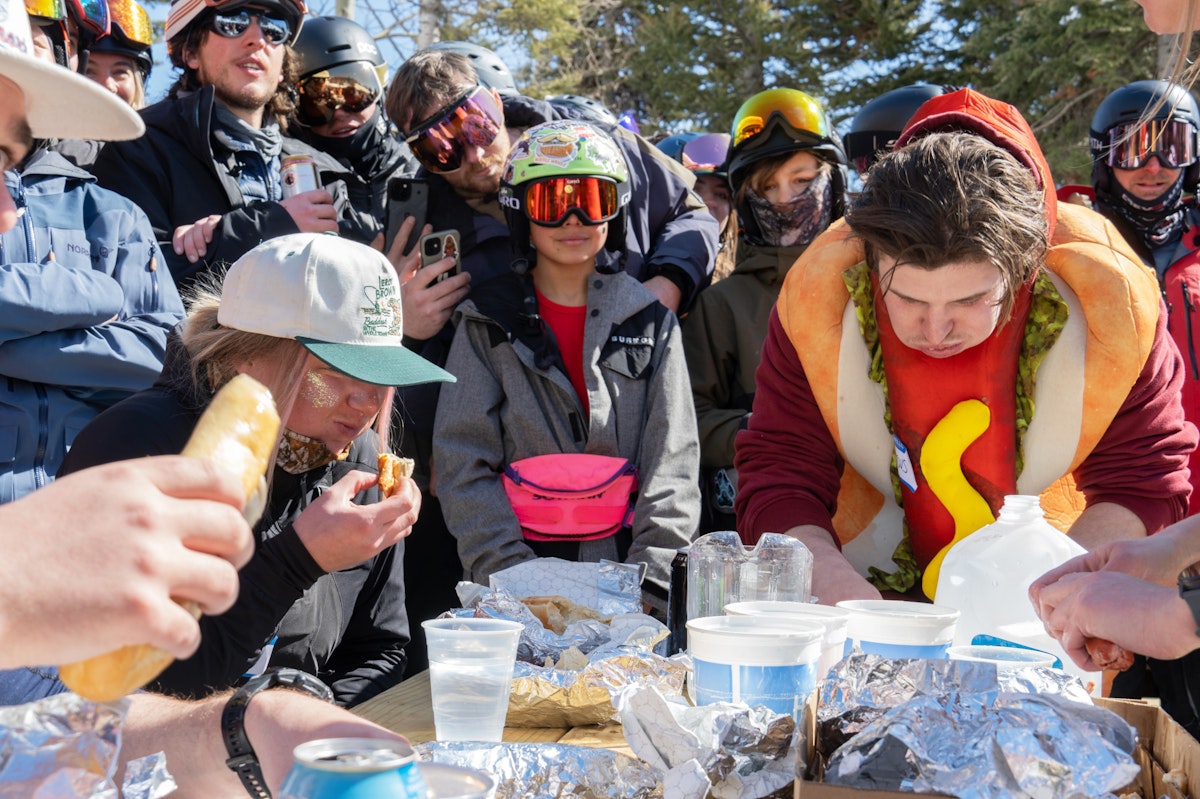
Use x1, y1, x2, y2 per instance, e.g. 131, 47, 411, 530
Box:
896, 88, 1058, 242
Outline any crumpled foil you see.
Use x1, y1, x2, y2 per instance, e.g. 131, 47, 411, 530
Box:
616, 684, 797, 799
451, 585, 683, 727
417, 741, 662, 799
815, 654, 1139, 798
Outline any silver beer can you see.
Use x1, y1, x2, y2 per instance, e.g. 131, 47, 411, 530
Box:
280, 154, 320, 198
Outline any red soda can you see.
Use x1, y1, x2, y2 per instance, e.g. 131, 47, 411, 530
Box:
277, 738, 427, 799
280, 154, 320, 198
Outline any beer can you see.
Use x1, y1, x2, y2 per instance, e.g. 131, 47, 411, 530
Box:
277, 738, 427, 799
666, 546, 689, 655
280, 154, 320, 198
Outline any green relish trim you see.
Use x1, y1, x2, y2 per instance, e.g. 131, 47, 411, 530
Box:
840, 263, 1068, 593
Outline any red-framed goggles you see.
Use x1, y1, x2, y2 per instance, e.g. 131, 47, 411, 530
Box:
404, 86, 503, 173
297, 65, 380, 126
522, 176, 623, 227
67, 0, 109, 37
106, 0, 152, 46
1103, 119, 1197, 169
732, 88, 829, 149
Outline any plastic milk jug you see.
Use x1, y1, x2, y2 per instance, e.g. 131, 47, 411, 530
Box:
933, 494, 1101, 691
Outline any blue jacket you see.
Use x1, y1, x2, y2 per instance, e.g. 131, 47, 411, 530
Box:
0, 149, 183, 503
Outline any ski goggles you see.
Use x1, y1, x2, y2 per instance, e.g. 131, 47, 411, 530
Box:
66, 0, 109, 37
405, 86, 503, 173
25, 0, 68, 21
522, 176, 623, 227
680, 133, 731, 176
1103, 119, 1197, 169
297, 69, 380, 126
731, 88, 830, 148
208, 8, 291, 44
107, 0, 152, 46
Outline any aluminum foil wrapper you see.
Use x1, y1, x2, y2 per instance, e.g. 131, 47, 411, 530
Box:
508, 651, 688, 727
813, 654, 1138, 798
417, 741, 661, 799
815, 653, 1091, 756
616, 684, 797, 799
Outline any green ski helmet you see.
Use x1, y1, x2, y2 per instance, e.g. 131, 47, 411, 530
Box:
500, 119, 632, 260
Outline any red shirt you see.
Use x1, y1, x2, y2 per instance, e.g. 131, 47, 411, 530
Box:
537, 288, 589, 415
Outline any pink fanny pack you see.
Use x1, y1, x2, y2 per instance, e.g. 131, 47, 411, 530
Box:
502, 453, 639, 542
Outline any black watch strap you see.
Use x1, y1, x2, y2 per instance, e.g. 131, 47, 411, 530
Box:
222, 668, 334, 799
1178, 570, 1200, 638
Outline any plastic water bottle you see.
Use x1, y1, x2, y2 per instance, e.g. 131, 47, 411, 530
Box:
933, 495, 1100, 691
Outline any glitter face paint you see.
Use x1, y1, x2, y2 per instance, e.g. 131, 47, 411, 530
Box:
302, 369, 340, 409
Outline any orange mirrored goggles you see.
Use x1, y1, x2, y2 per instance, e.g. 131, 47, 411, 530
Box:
107, 0, 152, 46
731, 88, 830, 148
25, 0, 67, 20
523, 176, 623, 226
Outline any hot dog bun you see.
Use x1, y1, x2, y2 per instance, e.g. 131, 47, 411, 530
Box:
58, 374, 280, 703
377, 452, 414, 498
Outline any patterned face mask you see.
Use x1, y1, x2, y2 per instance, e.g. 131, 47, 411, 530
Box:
745, 168, 833, 248
275, 428, 350, 474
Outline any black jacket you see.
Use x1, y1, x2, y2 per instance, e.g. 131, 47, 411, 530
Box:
58, 331, 409, 707
91, 85, 350, 294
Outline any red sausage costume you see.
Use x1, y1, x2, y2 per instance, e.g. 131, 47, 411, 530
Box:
734, 89, 1195, 592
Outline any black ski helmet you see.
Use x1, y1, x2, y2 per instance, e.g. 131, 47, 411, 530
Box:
1090, 79, 1200, 194
726, 87, 848, 233
545, 94, 618, 126
844, 84, 954, 175
426, 41, 518, 97
293, 15, 387, 89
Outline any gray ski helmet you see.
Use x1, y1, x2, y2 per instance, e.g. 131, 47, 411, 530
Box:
546, 94, 618, 126
293, 15, 387, 89
1090, 80, 1200, 194
427, 41, 517, 97
844, 84, 953, 175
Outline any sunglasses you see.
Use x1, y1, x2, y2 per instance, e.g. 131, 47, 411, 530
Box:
106, 0, 152, 46
1104, 119, 1198, 170
297, 74, 379, 126
522, 176, 623, 227
208, 8, 291, 45
405, 86, 503, 173
731, 88, 830, 148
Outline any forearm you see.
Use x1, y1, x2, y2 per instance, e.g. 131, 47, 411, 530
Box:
1068, 501, 1148, 550
121, 691, 241, 798
783, 524, 879, 605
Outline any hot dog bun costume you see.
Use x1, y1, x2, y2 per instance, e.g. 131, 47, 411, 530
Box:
735, 89, 1195, 593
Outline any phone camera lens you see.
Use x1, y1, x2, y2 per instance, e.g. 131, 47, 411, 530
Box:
424, 240, 440, 257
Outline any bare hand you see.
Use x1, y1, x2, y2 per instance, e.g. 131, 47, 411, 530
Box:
386, 216, 471, 340
643, 274, 683, 314
0, 457, 254, 668
172, 215, 222, 263
293, 470, 421, 572
782, 524, 882, 605
279, 189, 338, 234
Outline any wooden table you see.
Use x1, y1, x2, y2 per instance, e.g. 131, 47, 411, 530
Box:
353, 670, 633, 757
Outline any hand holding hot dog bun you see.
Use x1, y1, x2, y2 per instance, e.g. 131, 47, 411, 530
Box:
377, 452, 414, 498
58, 374, 280, 702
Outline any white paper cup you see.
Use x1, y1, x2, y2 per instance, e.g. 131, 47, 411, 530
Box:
947, 644, 1058, 670
723, 600, 850, 679
837, 599, 960, 659
687, 615, 824, 717
422, 618, 523, 742
418, 762, 497, 799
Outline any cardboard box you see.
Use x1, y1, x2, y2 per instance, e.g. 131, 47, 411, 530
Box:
794, 697, 1199, 798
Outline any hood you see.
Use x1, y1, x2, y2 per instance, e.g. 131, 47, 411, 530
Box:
896, 88, 1057, 241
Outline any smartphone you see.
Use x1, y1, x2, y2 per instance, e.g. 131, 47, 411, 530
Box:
419, 229, 462, 283
384, 177, 428, 254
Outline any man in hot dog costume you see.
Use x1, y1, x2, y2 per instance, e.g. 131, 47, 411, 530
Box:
735, 88, 1196, 605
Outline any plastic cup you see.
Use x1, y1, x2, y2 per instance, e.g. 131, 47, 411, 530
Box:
687, 615, 824, 717
947, 644, 1058, 670
724, 600, 850, 679
422, 618, 523, 742
837, 599, 960, 659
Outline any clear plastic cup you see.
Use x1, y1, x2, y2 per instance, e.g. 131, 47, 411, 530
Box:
422, 618, 523, 742
947, 644, 1058, 670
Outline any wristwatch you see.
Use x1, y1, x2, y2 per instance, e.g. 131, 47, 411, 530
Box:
222, 668, 334, 799
1178, 565, 1200, 638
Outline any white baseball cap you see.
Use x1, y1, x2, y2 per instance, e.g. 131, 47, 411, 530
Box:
218, 233, 456, 387
0, 0, 143, 141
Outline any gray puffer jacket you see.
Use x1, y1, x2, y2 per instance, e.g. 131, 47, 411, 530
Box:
432, 271, 700, 610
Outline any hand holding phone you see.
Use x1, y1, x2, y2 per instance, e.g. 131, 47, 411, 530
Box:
419, 230, 462, 283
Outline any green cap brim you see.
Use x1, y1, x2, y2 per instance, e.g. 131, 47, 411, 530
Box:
299, 338, 456, 387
